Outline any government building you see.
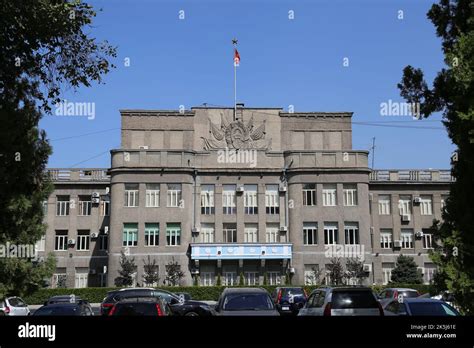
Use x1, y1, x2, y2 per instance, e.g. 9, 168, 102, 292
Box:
38, 105, 452, 288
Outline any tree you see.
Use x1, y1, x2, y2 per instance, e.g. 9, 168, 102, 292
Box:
239, 272, 245, 286
390, 255, 423, 284
0, 1, 116, 296
305, 266, 323, 285
164, 259, 184, 286
397, 0, 474, 313
142, 256, 159, 287
114, 251, 137, 287
326, 258, 345, 286
345, 258, 368, 285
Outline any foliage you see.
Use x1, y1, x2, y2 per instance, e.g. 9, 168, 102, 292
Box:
390, 255, 423, 284
114, 251, 137, 287
345, 258, 368, 285
325, 258, 345, 286
164, 259, 184, 286
142, 256, 159, 287
239, 272, 245, 286
397, 0, 474, 313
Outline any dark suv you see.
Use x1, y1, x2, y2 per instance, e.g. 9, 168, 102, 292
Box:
109, 297, 172, 316
271, 287, 307, 315
101, 288, 212, 316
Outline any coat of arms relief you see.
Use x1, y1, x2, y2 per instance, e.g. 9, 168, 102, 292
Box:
201, 113, 272, 150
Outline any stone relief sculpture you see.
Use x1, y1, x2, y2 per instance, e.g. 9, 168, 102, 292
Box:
201, 113, 271, 150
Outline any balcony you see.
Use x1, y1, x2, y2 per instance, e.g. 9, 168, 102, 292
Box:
47, 168, 110, 182
190, 243, 292, 260
369, 169, 454, 182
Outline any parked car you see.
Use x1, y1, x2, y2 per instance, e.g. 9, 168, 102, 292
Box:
378, 288, 420, 307
271, 287, 307, 315
109, 297, 172, 316
100, 288, 212, 316
214, 288, 280, 316
298, 287, 384, 316
44, 295, 87, 306
33, 303, 94, 316
0, 297, 30, 316
431, 291, 459, 310
383, 298, 460, 316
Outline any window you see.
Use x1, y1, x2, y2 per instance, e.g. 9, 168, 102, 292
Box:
146, 184, 160, 207
380, 229, 393, 249
324, 223, 338, 245
344, 222, 359, 245
304, 265, 319, 285
265, 185, 279, 214
74, 269, 88, 288
303, 222, 318, 245
423, 231, 433, 249
245, 272, 258, 285
167, 184, 182, 207
123, 223, 138, 247
77, 230, 90, 251
343, 184, 357, 206
200, 185, 215, 214
145, 223, 160, 246
244, 224, 258, 243
56, 196, 70, 216
55, 230, 68, 251
99, 233, 108, 251
378, 195, 391, 215
35, 235, 46, 252
124, 184, 139, 207
424, 264, 437, 284
401, 229, 414, 248
201, 272, 214, 286
398, 195, 412, 215
302, 184, 316, 206
52, 273, 67, 288
223, 224, 237, 243
244, 185, 258, 214
419, 195, 433, 215
78, 196, 91, 216
200, 223, 215, 243
322, 184, 337, 206
222, 185, 236, 214
265, 224, 279, 243
42, 200, 48, 215
268, 272, 281, 285
223, 272, 237, 286
382, 263, 394, 285
100, 199, 110, 216
166, 223, 181, 246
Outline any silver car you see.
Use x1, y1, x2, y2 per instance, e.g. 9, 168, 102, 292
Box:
298, 287, 384, 316
0, 297, 31, 316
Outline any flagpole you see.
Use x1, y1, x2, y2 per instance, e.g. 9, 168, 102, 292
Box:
232, 38, 238, 121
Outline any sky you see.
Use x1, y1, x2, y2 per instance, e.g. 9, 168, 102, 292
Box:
40, 0, 454, 169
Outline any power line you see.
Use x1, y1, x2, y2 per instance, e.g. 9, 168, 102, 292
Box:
50, 127, 120, 142
68, 146, 117, 168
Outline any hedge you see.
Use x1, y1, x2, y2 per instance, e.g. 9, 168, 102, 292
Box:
23, 283, 434, 305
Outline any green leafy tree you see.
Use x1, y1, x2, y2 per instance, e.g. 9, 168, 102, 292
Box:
142, 256, 159, 287
0, 1, 116, 296
263, 272, 268, 286
397, 0, 473, 313
326, 258, 345, 286
239, 272, 245, 286
305, 266, 323, 285
345, 258, 368, 285
114, 251, 137, 287
390, 255, 423, 284
216, 273, 221, 286
164, 259, 184, 286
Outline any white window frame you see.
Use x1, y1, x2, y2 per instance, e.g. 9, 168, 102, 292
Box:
343, 185, 357, 206
144, 223, 160, 247
201, 272, 214, 286
382, 267, 393, 285
78, 197, 91, 216
265, 224, 279, 243
77, 232, 90, 251
100, 200, 110, 216
99, 234, 108, 251
244, 224, 258, 243
324, 223, 338, 245
56, 197, 70, 216
167, 184, 182, 207
423, 233, 433, 249
302, 184, 317, 206
378, 195, 391, 215
322, 184, 337, 206
222, 185, 236, 214
401, 229, 414, 249
344, 223, 359, 245
55, 232, 68, 251
303, 222, 318, 245
124, 185, 139, 207
200, 224, 215, 243
380, 229, 393, 249
423, 265, 437, 284
123, 224, 138, 247
268, 272, 281, 285
419, 195, 433, 215
245, 272, 258, 286
223, 225, 237, 243
52, 273, 67, 288
244, 185, 258, 214
75, 272, 88, 288
200, 185, 215, 215
223, 272, 237, 286
145, 184, 160, 207
265, 185, 279, 214
398, 196, 412, 215
166, 224, 181, 246
35, 235, 46, 252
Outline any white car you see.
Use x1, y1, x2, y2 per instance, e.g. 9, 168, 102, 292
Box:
0, 297, 31, 316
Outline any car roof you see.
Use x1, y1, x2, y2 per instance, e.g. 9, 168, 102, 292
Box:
49, 295, 82, 299
41, 303, 81, 308
400, 298, 445, 303
222, 287, 269, 294
383, 288, 418, 292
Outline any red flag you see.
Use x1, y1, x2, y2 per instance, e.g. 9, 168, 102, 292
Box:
234, 48, 240, 66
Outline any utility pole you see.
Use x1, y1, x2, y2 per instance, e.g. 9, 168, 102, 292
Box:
371, 137, 376, 169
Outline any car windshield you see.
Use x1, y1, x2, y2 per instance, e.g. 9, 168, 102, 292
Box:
399, 291, 419, 298
331, 291, 378, 309
34, 306, 79, 316
223, 293, 274, 311
408, 302, 459, 316
282, 288, 304, 297
114, 303, 158, 316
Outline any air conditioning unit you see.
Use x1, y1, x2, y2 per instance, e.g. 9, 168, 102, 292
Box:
104, 226, 109, 235
401, 214, 411, 222
393, 240, 402, 248
139, 145, 149, 150
236, 186, 244, 193
279, 184, 287, 192
413, 197, 421, 204
191, 227, 200, 234
280, 226, 288, 232
90, 232, 98, 239
92, 197, 100, 204
363, 264, 372, 272
68, 238, 76, 245
92, 192, 100, 198
415, 231, 424, 238
89, 269, 97, 275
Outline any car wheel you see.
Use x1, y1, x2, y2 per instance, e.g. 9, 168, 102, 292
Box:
184, 311, 199, 316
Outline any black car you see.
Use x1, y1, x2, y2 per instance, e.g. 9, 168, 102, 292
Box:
214, 288, 280, 316
44, 295, 87, 306
100, 288, 212, 316
271, 287, 307, 315
109, 297, 172, 316
33, 303, 94, 316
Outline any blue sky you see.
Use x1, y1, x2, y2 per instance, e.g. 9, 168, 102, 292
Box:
40, 0, 454, 169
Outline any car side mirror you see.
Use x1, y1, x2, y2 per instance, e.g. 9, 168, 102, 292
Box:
170, 298, 179, 305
